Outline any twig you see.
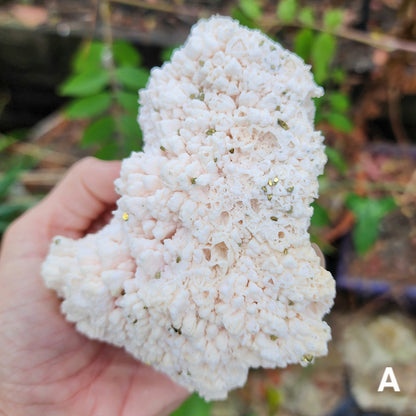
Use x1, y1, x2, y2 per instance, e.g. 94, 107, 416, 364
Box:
261, 15, 416, 54
321, 178, 409, 194
324, 211, 355, 243
109, 0, 201, 18
100, 0, 125, 151
19, 169, 66, 189
336, 26, 416, 54
27, 111, 67, 142
10, 142, 78, 166
109, 1, 416, 53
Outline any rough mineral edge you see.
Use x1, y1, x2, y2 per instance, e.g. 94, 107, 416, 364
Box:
42, 15, 336, 401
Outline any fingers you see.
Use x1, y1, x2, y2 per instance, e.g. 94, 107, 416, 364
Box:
122, 362, 190, 416
41, 157, 121, 237
312, 243, 326, 268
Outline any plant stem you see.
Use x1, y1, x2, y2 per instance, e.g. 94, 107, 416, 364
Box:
322, 179, 408, 194
260, 15, 416, 54
100, 0, 125, 154
109, 0, 201, 17
109, 0, 416, 53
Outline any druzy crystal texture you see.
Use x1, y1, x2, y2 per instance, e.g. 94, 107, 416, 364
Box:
42, 16, 336, 400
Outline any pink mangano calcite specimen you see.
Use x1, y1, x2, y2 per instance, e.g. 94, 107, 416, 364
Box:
42, 16, 336, 400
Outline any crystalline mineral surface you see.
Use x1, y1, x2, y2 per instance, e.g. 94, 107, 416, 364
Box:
42, 16, 336, 400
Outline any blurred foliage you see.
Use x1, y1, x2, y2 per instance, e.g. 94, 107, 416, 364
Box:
0, 2, 414, 415
232, 0, 399, 255
170, 393, 211, 416
265, 385, 283, 415
59, 39, 148, 160
233, 0, 352, 130
0, 135, 39, 235
2, 0, 410, 259
346, 195, 396, 255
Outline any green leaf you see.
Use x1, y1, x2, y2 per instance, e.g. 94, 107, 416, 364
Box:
265, 386, 283, 415
323, 9, 344, 31
160, 45, 180, 62
0, 220, 11, 233
277, 0, 297, 23
115, 67, 150, 91
331, 68, 347, 84
231, 7, 257, 29
311, 202, 330, 227
65, 93, 112, 119
0, 164, 22, 200
112, 40, 141, 67
59, 70, 109, 97
116, 91, 139, 114
313, 96, 325, 123
311, 33, 336, 84
95, 142, 119, 161
124, 129, 143, 155
0, 203, 29, 222
294, 29, 314, 61
327, 92, 350, 113
353, 219, 379, 256
327, 112, 353, 133
120, 115, 141, 139
5, 128, 27, 141
239, 0, 262, 20
81, 116, 115, 147
120, 115, 144, 155
73, 41, 105, 74
298, 7, 315, 26
347, 195, 396, 220
170, 393, 211, 416
325, 146, 348, 175
0, 135, 16, 152
346, 195, 396, 255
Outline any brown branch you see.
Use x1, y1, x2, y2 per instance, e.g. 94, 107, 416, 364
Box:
261, 15, 416, 53
20, 169, 66, 190
336, 27, 416, 54
10, 142, 78, 166
109, 0, 201, 18
324, 211, 355, 243
100, 0, 125, 150
320, 178, 408, 194
109, 2, 416, 53
110, 0, 416, 54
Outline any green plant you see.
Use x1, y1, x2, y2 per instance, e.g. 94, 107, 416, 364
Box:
232, 0, 262, 29
0, 135, 39, 235
161, 45, 178, 62
277, 1, 353, 132
346, 194, 396, 255
265, 385, 283, 415
231, 0, 398, 256
234, 0, 352, 133
59, 39, 149, 160
169, 393, 211, 416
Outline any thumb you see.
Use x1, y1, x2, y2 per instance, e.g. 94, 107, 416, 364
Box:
41, 157, 121, 238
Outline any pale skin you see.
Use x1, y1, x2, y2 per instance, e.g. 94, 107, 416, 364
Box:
0, 157, 326, 416
0, 157, 188, 416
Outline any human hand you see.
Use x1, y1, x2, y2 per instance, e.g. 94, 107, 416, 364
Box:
0, 157, 188, 416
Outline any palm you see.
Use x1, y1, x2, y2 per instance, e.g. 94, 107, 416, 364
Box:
0, 159, 187, 416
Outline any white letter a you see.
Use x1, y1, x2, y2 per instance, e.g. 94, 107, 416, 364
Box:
378, 367, 400, 392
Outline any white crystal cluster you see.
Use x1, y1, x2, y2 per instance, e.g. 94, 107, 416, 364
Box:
42, 16, 336, 400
